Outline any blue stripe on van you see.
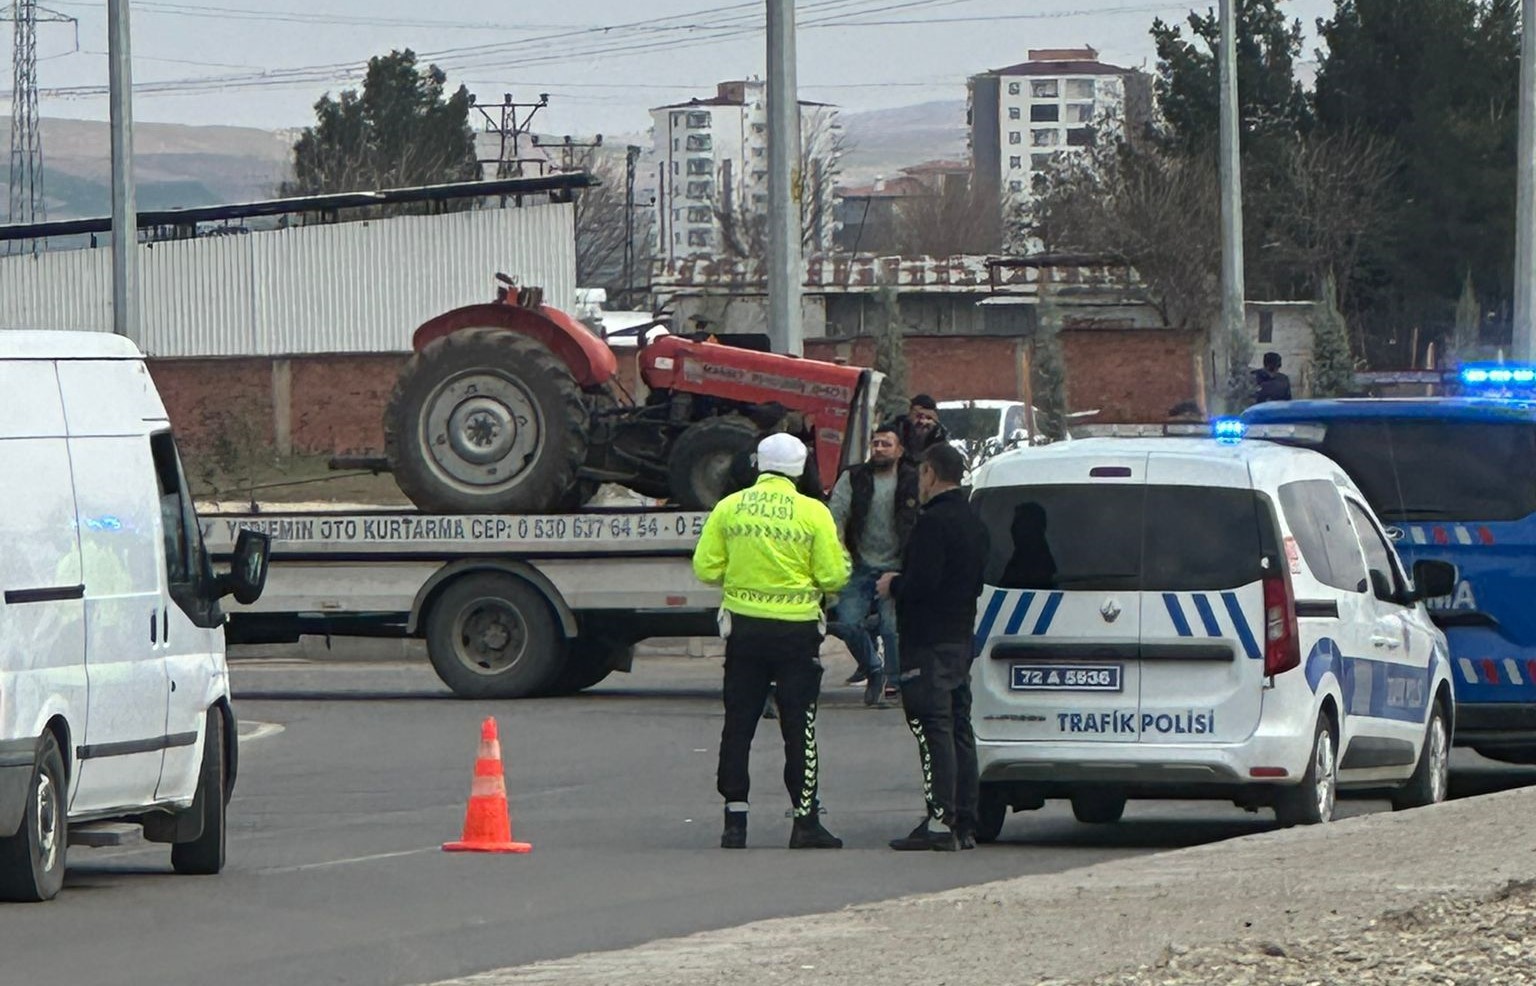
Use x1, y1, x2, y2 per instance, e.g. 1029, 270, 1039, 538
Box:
1221, 591, 1262, 660
1032, 592, 1064, 635
1192, 594, 1222, 637
1002, 592, 1036, 635
1163, 593, 1193, 637
973, 590, 1007, 652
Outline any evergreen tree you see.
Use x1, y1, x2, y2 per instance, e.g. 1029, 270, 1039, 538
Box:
1310, 272, 1357, 397
1451, 270, 1481, 363
286, 50, 480, 197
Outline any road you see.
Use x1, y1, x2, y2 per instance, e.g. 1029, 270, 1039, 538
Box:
2, 657, 1532, 986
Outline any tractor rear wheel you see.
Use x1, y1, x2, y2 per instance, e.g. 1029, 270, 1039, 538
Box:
385, 328, 588, 514
667, 416, 760, 510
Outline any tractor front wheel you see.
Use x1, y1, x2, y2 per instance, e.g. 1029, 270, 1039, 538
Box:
667, 416, 760, 510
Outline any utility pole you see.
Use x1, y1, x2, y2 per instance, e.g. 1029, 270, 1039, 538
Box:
623, 144, 639, 306
108, 0, 138, 340
1514, 0, 1536, 362
473, 92, 549, 178
5, 1, 76, 255
766, 0, 803, 355
1216, 0, 1246, 408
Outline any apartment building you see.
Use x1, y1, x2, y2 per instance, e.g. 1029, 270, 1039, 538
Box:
968, 48, 1152, 207
650, 80, 839, 262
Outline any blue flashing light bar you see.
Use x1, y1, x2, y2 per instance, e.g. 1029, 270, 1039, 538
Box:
1212, 418, 1247, 444
1460, 364, 1536, 387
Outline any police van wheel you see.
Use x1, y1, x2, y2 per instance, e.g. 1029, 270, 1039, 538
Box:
1069, 791, 1126, 825
425, 573, 563, 699
974, 784, 1008, 844
1392, 701, 1450, 811
1275, 714, 1337, 827
0, 732, 67, 902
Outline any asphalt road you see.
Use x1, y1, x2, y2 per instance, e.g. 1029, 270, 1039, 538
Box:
3, 657, 1532, 986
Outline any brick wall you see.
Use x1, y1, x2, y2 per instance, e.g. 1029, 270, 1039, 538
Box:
1060, 329, 1202, 422
146, 329, 1202, 461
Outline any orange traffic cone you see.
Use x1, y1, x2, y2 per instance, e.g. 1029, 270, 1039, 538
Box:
442, 716, 531, 854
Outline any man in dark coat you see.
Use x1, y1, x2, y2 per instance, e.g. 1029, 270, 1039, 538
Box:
877, 442, 990, 851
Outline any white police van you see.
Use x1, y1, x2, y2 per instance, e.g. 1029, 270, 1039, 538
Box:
967, 422, 1457, 839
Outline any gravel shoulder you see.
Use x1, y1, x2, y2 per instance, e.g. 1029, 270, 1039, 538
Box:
427, 785, 1536, 986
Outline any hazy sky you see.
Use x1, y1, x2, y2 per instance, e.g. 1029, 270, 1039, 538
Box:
21, 0, 1337, 134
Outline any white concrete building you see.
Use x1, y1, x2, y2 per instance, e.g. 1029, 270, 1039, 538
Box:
649, 80, 839, 262
968, 48, 1151, 208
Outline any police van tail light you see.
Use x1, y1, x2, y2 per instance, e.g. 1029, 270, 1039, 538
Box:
1263, 567, 1301, 677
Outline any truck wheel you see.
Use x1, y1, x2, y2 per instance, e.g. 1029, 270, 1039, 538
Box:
668, 416, 759, 510
385, 328, 588, 514
1392, 701, 1450, 811
425, 573, 563, 699
1070, 791, 1127, 825
0, 732, 67, 902
538, 638, 632, 696
974, 783, 1008, 843
1275, 713, 1337, 827
172, 710, 227, 876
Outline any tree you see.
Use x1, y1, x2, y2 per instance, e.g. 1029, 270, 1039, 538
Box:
572, 151, 654, 299
892, 182, 1003, 258
1150, 0, 1313, 153
715, 107, 846, 258
286, 50, 479, 197
1313, 0, 1521, 359
1450, 271, 1481, 363
1310, 272, 1357, 397
872, 287, 910, 422
1029, 138, 1221, 333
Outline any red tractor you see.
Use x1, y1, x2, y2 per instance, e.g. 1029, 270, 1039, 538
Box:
382, 275, 884, 514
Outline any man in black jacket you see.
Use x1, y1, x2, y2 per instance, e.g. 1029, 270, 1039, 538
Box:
877, 442, 989, 851
893, 394, 950, 466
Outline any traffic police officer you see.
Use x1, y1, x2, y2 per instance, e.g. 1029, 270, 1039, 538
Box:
693, 433, 851, 850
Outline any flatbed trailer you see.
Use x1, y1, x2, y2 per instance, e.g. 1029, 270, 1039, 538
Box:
202, 508, 719, 698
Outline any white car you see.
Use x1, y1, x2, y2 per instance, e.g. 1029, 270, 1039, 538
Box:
0, 331, 269, 901
967, 423, 1457, 839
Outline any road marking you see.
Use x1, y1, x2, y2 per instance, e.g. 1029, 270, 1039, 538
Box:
239, 720, 286, 743
255, 846, 438, 874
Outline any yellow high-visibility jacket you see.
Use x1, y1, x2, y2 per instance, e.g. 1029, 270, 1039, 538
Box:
692, 473, 851, 621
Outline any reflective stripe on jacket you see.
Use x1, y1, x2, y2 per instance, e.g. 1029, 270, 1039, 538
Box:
692, 473, 851, 621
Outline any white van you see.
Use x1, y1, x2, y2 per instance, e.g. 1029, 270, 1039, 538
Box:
968, 429, 1456, 838
0, 331, 269, 901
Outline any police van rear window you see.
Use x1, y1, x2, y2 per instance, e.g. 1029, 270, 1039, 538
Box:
1320, 420, 1536, 523
975, 485, 1278, 592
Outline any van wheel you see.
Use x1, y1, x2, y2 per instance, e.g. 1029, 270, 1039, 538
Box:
0, 732, 67, 902
1070, 791, 1127, 825
425, 573, 563, 699
1392, 702, 1450, 811
974, 784, 1008, 843
173, 710, 227, 875
1275, 714, 1337, 827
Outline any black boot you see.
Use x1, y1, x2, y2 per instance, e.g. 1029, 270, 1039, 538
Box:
721, 810, 747, 850
863, 671, 887, 707
889, 818, 957, 852
788, 815, 843, 849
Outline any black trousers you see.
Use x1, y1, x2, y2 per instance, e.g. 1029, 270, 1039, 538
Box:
717, 614, 825, 818
899, 640, 978, 829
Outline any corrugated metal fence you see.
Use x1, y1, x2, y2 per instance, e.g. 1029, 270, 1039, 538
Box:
0, 203, 575, 357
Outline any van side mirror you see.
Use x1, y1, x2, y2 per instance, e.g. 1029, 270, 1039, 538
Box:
218, 529, 270, 606
1411, 560, 1457, 602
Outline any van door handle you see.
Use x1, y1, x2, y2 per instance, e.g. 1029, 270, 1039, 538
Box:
150, 608, 158, 644
1371, 634, 1401, 650
163, 608, 169, 644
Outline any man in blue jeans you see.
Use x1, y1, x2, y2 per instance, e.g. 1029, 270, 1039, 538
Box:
826, 424, 920, 706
